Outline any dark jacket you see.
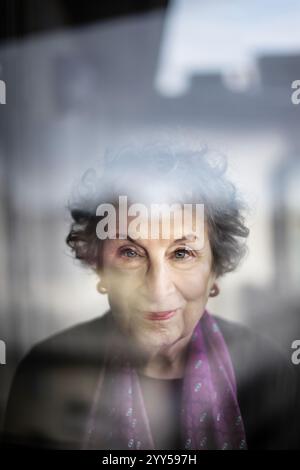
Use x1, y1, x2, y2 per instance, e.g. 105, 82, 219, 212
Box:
2, 312, 299, 449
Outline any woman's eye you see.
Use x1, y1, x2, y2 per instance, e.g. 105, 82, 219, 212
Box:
173, 248, 194, 260
119, 248, 141, 258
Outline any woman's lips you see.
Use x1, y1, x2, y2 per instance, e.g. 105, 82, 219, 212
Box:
146, 309, 178, 321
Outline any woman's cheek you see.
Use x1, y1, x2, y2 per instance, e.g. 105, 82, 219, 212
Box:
175, 269, 209, 301
106, 273, 141, 309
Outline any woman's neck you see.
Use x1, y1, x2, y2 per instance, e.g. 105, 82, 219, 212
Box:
137, 334, 191, 379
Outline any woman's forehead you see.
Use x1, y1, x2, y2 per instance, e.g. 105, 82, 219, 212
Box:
101, 210, 208, 253
114, 205, 206, 241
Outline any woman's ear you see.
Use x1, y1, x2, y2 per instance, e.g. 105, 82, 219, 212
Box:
208, 273, 220, 298
96, 280, 107, 295
209, 282, 220, 297
96, 270, 107, 295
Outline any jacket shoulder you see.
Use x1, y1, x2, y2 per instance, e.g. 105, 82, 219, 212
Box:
3, 312, 112, 448
213, 314, 299, 449
26, 311, 112, 365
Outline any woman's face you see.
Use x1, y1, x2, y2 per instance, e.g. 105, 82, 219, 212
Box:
99, 208, 216, 357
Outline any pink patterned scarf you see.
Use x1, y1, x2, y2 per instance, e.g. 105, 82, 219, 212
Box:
84, 310, 247, 450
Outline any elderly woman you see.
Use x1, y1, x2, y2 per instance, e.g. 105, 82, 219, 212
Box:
3, 146, 298, 450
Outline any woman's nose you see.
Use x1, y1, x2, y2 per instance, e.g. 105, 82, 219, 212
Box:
141, 261, 176, 304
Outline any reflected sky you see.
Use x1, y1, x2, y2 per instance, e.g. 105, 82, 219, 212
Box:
156, 0, 300, 95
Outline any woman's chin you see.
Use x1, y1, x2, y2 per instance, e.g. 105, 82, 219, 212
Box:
131, 327, 182, 355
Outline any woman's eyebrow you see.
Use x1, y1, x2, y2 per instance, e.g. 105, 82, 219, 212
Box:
173, 234, 199, 243
115, 233, 144, 246
114, 233, 201, 247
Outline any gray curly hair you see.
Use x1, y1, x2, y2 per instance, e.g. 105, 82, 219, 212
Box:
66, 144, 250, 277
